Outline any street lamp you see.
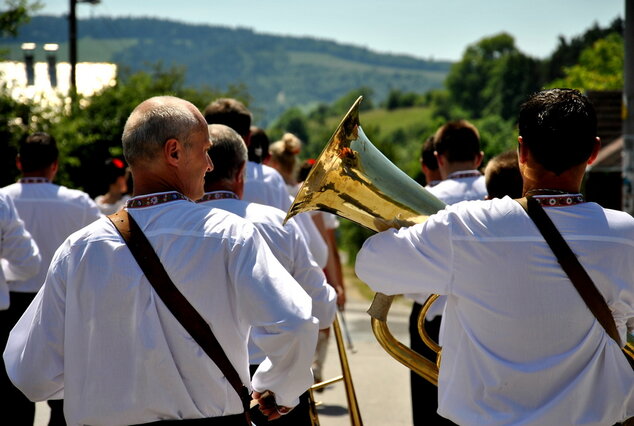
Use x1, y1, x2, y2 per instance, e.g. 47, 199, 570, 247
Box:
44, 43, 59, 88
20, 42, 36, 86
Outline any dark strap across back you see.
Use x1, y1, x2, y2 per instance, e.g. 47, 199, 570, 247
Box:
516, 197, 621, 346
107, 210, 251, 423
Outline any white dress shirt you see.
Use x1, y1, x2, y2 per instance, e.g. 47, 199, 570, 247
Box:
1, 179, 102, 293
418, 170, 487, 320
243, 162, 290, 211
356, 196, 634, 425
4, 193, 318, 425
199, 191, 337, 364
427, 170, 487, 205
94, 194, 131, 215
0, 193, 40, 309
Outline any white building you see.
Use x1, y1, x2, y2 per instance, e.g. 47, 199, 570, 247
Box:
1, 60, 117, 107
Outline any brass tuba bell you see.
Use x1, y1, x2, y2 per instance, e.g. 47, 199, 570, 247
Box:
284, 96, 446, 385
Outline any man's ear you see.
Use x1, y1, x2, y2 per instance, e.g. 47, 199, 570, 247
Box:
517, 136, 528, 164
235, 162, 246, 185
586, 137, 601, 165
164, 138, 180, 165
434, 151, 445, 168
15, 155, 22, 172
474, 151, 484, 169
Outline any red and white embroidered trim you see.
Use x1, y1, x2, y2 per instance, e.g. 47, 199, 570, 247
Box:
197, 191, 239, 203
126, 192, 191, 209
19, 177, 50, 184
531, 194, 585, 207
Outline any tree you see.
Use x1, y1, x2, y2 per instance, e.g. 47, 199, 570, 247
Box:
43, 65, 238, 195
548, 33, 623, 91
445, 33, 543, 121
0, 0, 41, 39
268, 107, 310, 145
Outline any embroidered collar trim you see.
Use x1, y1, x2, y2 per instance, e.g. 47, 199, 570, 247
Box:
126, 192, 191, 209
19, 177, 50, 184
530, 193, 585, 207
197, 191, 239, 203
446, 170, 482, 180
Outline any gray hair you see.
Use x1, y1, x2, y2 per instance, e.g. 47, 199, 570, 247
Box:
205, 124, 248, 184
122, 96, 203, 166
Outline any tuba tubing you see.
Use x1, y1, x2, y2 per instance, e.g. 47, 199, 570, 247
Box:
285, 96, 446, 385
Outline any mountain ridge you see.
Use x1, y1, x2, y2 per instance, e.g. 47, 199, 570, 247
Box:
2, 15, 451, 124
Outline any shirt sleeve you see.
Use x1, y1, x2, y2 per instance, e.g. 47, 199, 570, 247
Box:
0, 194, 41, 283
229, 226, 318, 408
3, 242, 67, 401
286, 218, 337, 329
293, 213, 328, 269
355, 209, 455, 297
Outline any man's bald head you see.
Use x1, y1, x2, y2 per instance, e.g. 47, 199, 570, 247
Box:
122, 96, 206, 168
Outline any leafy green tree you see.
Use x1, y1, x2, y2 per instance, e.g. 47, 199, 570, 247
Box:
446, 33, 541, 121
268, 107, 310, 145
544, 18, 623, 82
330, 87, 374, 116
0, 0, 40, 39
44, 65, 241, 196
548, 33, 623, 91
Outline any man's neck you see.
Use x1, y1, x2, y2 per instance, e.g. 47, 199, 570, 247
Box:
440, 161, 480, 179
22, 168, 55, 181
521, 163, 585, 196
203, 181, 241, 199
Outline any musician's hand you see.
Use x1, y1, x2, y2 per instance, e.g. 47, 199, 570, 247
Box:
251, 390, 293, 421
335, 285, 346, 307
373, 215, 421, 232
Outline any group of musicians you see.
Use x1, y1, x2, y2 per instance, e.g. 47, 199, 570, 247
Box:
2, 88, 634, 425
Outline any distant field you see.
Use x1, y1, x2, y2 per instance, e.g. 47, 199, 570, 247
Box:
288, 51, 447, 80
0, 38, 138, 63
316, 106, 432, 137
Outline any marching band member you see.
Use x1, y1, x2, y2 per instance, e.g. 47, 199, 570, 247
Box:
4, 96, 318, 425
357, 89, 634, 425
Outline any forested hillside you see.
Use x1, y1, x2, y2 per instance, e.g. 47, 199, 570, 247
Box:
1, 15, 451, 123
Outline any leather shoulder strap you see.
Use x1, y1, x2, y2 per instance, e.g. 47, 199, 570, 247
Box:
107, 210, 252, 412
516, 197, 621, 346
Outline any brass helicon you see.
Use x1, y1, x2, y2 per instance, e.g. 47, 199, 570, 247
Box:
285, 96, 446, 426
286, 96, 634, 408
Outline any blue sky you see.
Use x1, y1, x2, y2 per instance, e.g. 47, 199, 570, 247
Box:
40, 0, 623, 61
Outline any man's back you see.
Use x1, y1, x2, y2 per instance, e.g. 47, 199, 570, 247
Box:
1, 179, 101, 292
358, 196, 634, 425
199, 194, 337, 353
4, 197, 317, 425
427, 171, 487, 205
243, 161, 291, 210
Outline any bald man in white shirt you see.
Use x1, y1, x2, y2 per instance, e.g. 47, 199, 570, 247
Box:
4, 96, 318, 426
357, 89, 634, 425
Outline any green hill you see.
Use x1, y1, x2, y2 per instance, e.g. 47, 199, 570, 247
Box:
1, 15, 451, 124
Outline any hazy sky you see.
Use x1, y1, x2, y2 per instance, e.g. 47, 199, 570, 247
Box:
39, 0, 623, 61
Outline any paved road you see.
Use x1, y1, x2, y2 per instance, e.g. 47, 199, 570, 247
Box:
34, 292, 416, 426
312, 294, 414, 426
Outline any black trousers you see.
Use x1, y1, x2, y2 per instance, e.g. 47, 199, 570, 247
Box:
135, 413, 249, 425
409, 302, 455, 426
0, 292, 37, 426
0, 293, 67, 426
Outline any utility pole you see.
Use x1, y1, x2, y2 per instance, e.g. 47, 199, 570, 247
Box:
69, 0, 77, 99
68, 0, 100, 109
624, 0, 634, 214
